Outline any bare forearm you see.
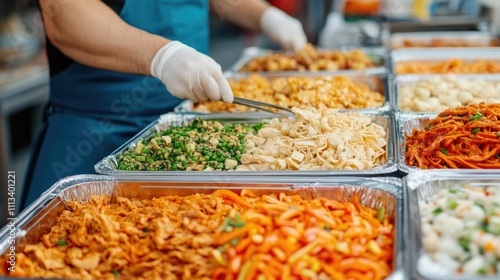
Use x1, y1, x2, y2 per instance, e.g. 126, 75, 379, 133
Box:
40, 0, 168, 75
209, 0, 269, 32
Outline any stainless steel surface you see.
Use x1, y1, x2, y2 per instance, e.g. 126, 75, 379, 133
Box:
0, 174, 404, 279
405, 170, 500, 280
387, 31, 495, 49
231, 46, 389, 75
390, 48, 500, 75
396, 112, 437, 173
391, 74, 500, 113
95, 111, 397, 176
233, 96, 296, 119
174, 72, 392, 114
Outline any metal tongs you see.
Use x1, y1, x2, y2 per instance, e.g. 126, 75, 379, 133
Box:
233, 97, 296, 119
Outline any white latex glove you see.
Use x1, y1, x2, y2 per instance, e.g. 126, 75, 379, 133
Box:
150, 41, 233, 103
260, 6, 307, 52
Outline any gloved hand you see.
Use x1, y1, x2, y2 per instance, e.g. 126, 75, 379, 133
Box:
150, 41, 233, 103
260, 6, 307, 52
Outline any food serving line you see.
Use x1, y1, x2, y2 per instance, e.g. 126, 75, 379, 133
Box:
2, 32, 500, 279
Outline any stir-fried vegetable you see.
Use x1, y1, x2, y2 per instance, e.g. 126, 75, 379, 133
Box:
118, 118, 264, 171
212, 191, 395, 280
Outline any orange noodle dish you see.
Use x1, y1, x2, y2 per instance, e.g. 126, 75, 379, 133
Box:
405, 103, 500, 169
1, 190, 394, 280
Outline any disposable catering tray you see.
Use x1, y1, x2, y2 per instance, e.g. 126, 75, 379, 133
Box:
230, 46, 388, 75
94, 111, 397, 176
390, 48, 500, 75
391, 74, 500, 114
0, 175, 405, 280
174, 71, 392, 114
386, 31, 498, 50
405, 170, 500, 280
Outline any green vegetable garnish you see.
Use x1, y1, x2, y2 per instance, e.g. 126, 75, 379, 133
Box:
477, 265, 488, 275
432, 207, 443, 215
468, 112, 484, 121
376, 206, 385, 222
425, 124, 434, 131
475, 201, 485, 209
143, 227, 149, 233
458, 237, 470, 251
471, 128, 481, 134
446, 199, 458, 210
230, 238, 240, 246
56, 240, 67, 246
497, 132, 500, 138
441, 148, 448, 155
112, 270, 120, 277
324, 225, 330, 232
448, 189, 458, 194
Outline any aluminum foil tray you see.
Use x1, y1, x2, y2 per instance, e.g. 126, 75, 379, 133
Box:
174, 72, 392, 114
405, 170, 500, 280
0, 175, 404, 280
231, 46, 388, 75
390, 48, 500, 75
391, 74, 500, 113
387, 31, 496, 50
396, 112, 436, 173
95, 112, 397, 176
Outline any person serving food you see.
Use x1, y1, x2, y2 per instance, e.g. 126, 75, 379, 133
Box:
22, 0, 307, 209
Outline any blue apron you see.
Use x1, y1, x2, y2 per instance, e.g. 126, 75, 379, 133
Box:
21, 0, 209, 209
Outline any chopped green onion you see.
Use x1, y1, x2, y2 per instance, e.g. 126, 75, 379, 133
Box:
230, 238, 240, 246
446, 198, 458, 210
468, 112, 484, 121
477, 265, 488, 275
497, 154, 500, 159
425, 124, 434, 131
376, 206, 385, 222
448, 189, 458, 194
56, 240, 67, 246
112, 270, 120, 277
229, 220, 246, 228
441, 148, 448, 155
458, 237, 470, 251
475, 202, 485, 209
143, 228, 149, 233
471, 128, 481, 134
323, 225, 330, 232
497, 132, 500, 138
432, 207, 443, 215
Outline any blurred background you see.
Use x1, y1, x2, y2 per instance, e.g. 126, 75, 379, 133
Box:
0, 0, 498, 216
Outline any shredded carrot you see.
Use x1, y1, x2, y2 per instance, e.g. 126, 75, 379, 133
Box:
406, 103, 500, 169
212, 191, 395, 280
212, 190, 254, 208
